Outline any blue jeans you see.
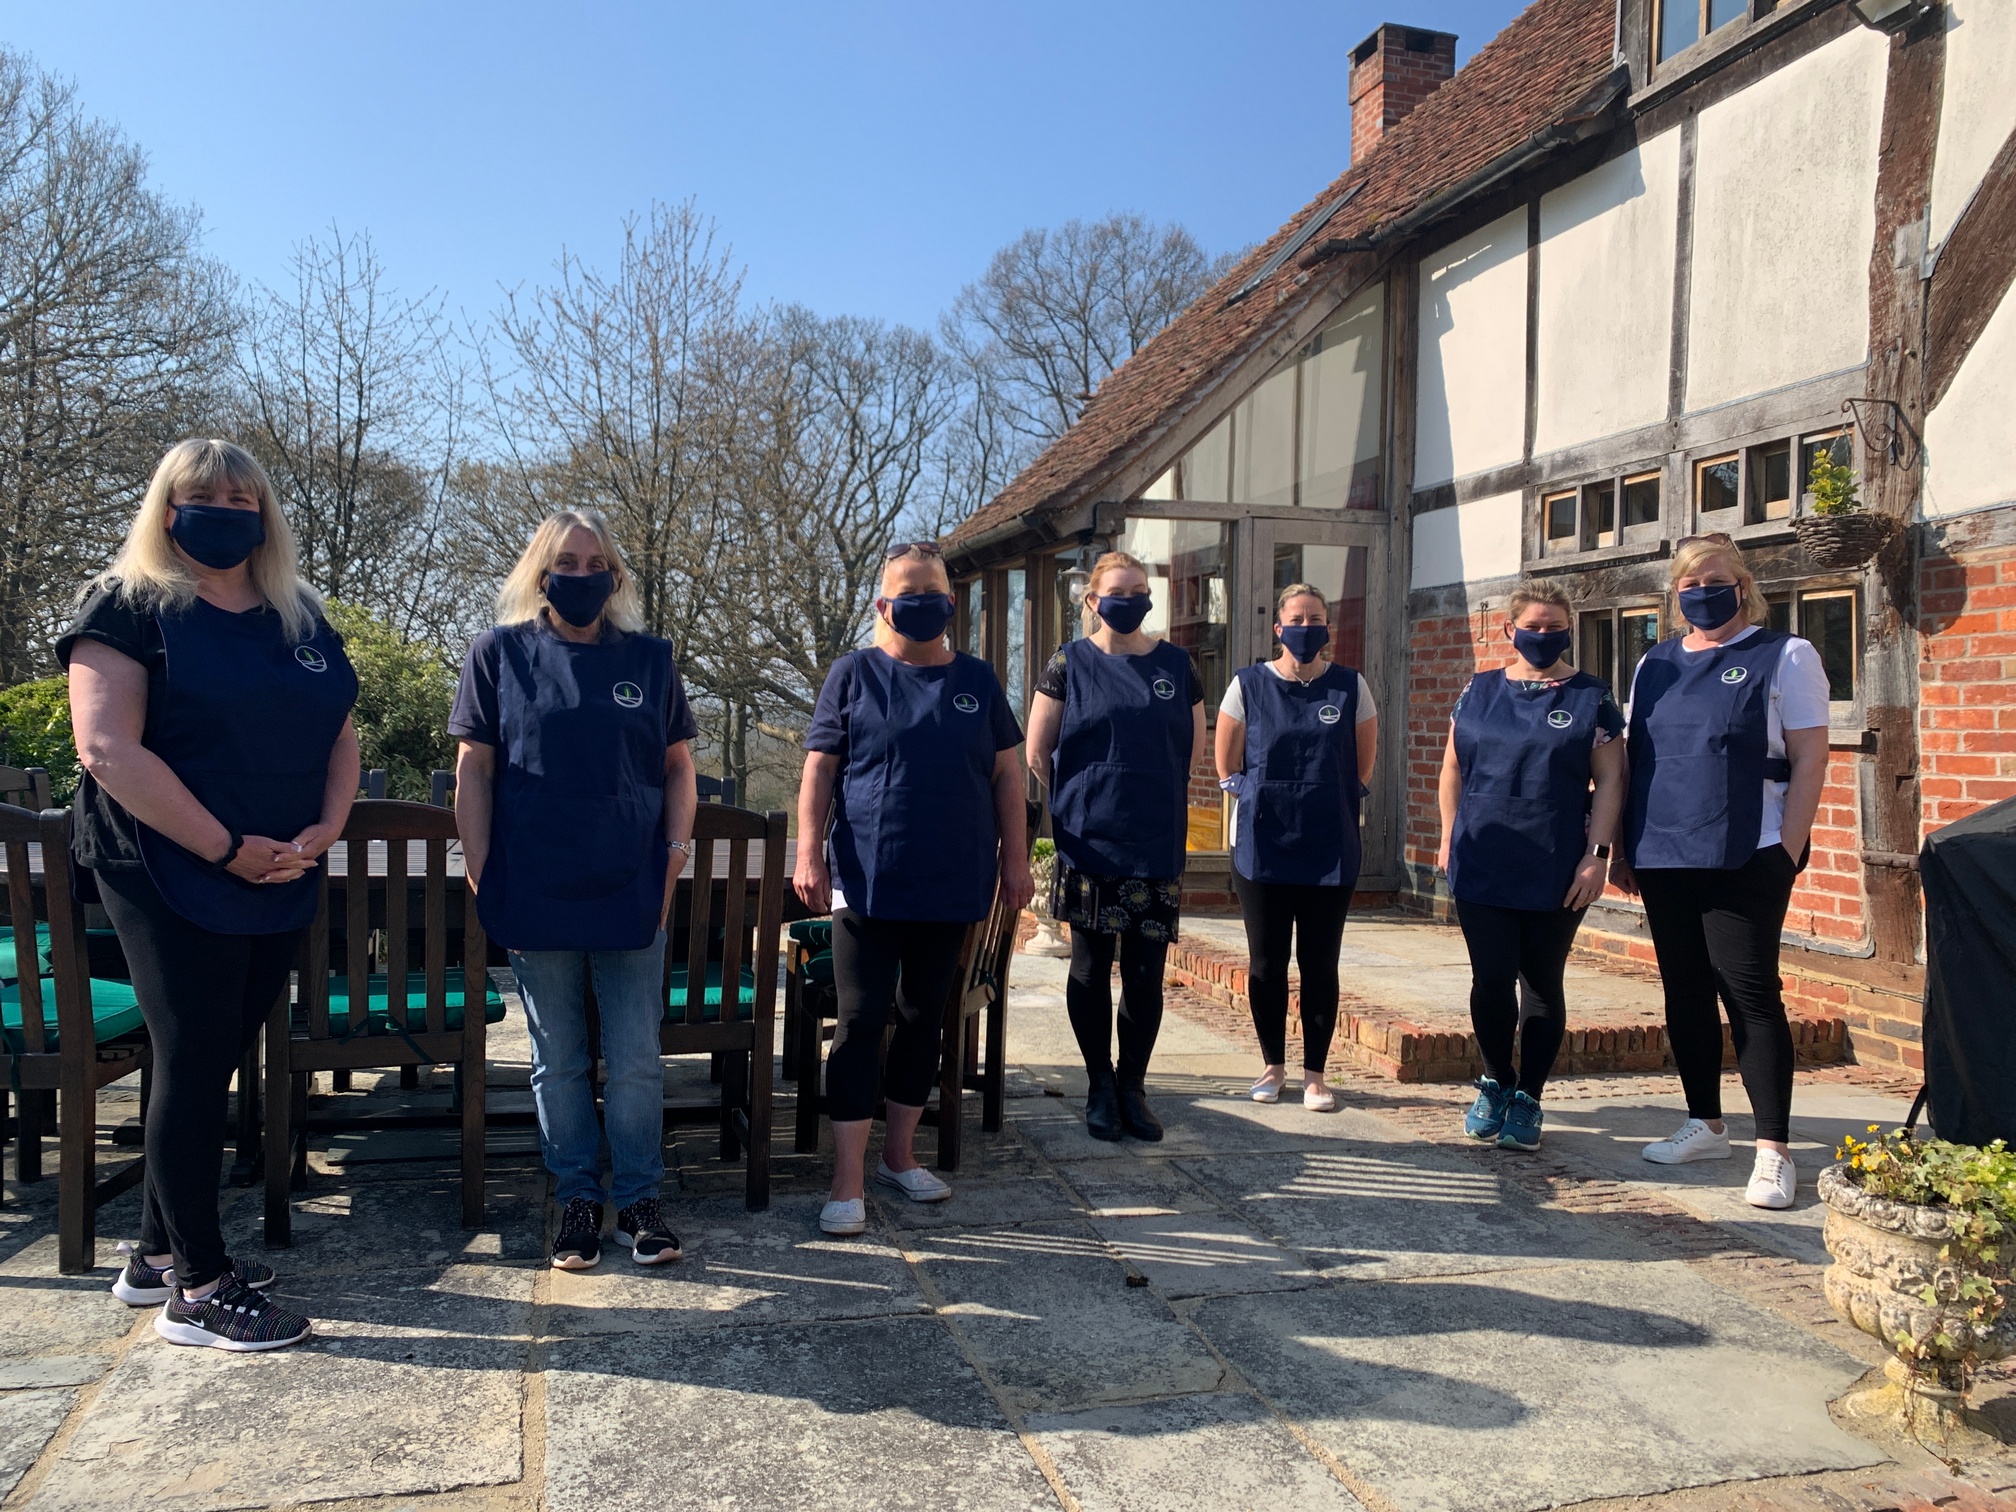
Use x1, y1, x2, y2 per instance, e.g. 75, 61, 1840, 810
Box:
510, 932, 667, 1210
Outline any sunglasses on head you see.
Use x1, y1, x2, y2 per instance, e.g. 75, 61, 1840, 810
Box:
883, 541, 943, 561
1676, 531, 1735, 550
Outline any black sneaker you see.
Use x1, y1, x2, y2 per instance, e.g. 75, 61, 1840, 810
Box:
114, 1248, 278, 1307
551, 1197, 603, 1270
615, 1198, 682, 1265
154, 1276, 311, 1352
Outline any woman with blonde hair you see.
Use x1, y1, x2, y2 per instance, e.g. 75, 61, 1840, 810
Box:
1216, 582, 1378, 1113
451, 509, 697, 1269
1615, 533, 1830, 1209
64, 438, 359, 1349
1437, 581, 1625, 1150
1027, 551, 1205, 1141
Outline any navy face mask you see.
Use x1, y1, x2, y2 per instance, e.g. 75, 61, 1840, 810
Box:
1512, 627, 1574, 668
1678, 583, 1742, 631
168, 504, 265, 570
1094, 594, 1152, 635
884, 592, 955, 643
545, 569, 616, 628
1278, 623, 1330, 664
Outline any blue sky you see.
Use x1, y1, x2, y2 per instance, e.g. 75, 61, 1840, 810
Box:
8, 2, 1527, 332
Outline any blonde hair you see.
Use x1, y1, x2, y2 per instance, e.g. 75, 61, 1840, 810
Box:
1081, 550, 1149, 633
91, 439, 322, 643
879, 544, 952, 596
496, 509, 646, 632
1276, 581, 1329, 617
1669, 534, 1768, 627
1506, 581, 1572, 621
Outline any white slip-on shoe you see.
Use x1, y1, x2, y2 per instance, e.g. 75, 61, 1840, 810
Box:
874, 1160, 952, 1203
819, 1198, 868, 1235
1302, 1083, 1336, 1113
1249, 1076, 1284, 1104
1745, 1149, 1797, 1209
1641, 1118, 1733, 1165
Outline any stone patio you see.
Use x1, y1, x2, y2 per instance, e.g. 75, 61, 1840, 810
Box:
0, 918, 2011, 1511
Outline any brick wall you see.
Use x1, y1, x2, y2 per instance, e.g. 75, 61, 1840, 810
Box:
1403, 607, 1497, 873
1917, 537, 2016, 834
1785, 751, 1867, 948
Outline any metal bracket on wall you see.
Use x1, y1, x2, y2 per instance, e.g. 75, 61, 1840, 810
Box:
1841, 396, 1920, 470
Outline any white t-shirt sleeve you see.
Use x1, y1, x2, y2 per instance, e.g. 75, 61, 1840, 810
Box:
1355, 673, 1377, 725
1771, 638, 1833, 744
1218, 676, 1245, 724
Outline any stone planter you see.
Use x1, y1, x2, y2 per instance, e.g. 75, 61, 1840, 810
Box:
1794, 510, 1898, 569
1818, 1161, 2015, 1438
1023, 852, 1071, 957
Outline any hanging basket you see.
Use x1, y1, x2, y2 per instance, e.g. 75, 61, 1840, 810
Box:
1794, 511, 1899, 570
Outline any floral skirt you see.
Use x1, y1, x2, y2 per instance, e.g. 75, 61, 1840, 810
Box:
1054, 865, 1183, 943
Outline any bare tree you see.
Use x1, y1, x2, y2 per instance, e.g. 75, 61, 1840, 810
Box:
944, 213, 1232, 448
0, 51, 235, 682
235, 226, 468, 635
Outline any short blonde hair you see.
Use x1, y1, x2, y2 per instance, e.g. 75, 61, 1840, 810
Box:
1276, 581, 1329, 617
879, 544, 952, 596
1081, 550, 1149, 633
1669, 534, 1768, 627
92, 439, 321, 644
1506, 581, 1572, 621
496, 509, 646, 632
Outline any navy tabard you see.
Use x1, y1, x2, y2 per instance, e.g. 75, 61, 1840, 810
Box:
1049, 638, 1195, 882
1230, 662, 1362, 888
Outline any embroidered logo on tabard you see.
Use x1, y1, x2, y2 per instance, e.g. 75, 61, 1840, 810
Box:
1547, 709, 1574, 728
612, 682, 644, 708
1151, 677, 1176, 700
294, 646, 327, 673
1317, 704, 1342, 725
952, 693, 980, 713
1721, 666, 1750, 685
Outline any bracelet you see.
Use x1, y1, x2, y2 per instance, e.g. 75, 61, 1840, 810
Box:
207, 831, 244, 874
668, 839, 690, 854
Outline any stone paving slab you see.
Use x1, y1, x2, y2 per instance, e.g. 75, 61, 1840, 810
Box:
1087, 1211, 1319, 1299
1179, 1145, 1651, 1278
1052, 1157, 1219, 1216
912, 1222, 1226, 1414
1193, 1259, 1887, 1512
218, 1171, 548, 1273
0, 1390, 73, 1499
871, 1174, 1086, 1231
0, 1225, 141, 1359
1028, 1391, 1370, 1512
543, 1316, 1058, 1512
542, 1195, 927, 1337
0, 1358, 108, 1391
1009, 1085, 1410, 1165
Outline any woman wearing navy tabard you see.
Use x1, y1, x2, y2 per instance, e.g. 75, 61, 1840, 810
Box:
795, 544, 1032, 1236
1614, 534, 1830, 1211
1026, 551, 1206, 1143
1215, 582, 1378, 1114
63, 439, 359, 1351
1437, 582, 1626, 1152
452, 510, 698, 1271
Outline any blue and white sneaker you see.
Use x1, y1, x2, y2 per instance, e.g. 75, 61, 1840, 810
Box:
1464, 1078, 1510, 1142
1497, 1091, 1544, 1151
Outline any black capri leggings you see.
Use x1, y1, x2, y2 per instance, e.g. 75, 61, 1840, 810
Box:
825, 909, 968, 1122
1232, 868, 1352, 1071
97, 865, 300, 1292
1066, 927, 1168, 1084
1635, 846, 1800, 1144
1453, 898, 1585, 1097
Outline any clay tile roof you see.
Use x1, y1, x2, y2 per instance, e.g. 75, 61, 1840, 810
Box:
946, 0, 1619, 553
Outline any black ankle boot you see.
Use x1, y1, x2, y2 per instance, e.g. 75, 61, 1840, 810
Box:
1117, 1080, 1163, 1142
1084, 1070, 1123, 1142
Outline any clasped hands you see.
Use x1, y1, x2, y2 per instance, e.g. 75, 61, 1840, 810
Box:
224, 823, 340, 886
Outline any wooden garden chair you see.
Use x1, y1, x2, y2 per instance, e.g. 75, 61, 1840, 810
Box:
0, 802, 150, 1272
264, 800, 496, 1242
0, 768, 53, 812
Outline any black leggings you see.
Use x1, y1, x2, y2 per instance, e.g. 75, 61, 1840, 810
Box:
825, 910, 968, 1122
1066, 928, 1166, 1083
1454, 898, 1585, 1098
1636, 846, 1800, 1143
1232, 868, 1352, 1072
97, 866, 299, 1291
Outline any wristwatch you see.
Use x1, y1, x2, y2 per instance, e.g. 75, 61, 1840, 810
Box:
668, 839, 690, 855
1590, 843, 1612, 860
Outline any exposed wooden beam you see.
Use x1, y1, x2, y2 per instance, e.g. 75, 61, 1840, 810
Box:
1925, 123, 2016, 409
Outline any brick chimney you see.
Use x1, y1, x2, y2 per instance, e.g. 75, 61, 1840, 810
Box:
1349, 24, 1457, 163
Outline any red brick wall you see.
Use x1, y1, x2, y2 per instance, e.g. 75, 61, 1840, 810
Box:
1403, 608, 1497, 872
1785, 751, 1867, 948
1918, 539, 2016, 834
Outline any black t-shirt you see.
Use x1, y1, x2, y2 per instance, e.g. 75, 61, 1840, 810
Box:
448, 621, 700, 748
1034, 642, 1205, 705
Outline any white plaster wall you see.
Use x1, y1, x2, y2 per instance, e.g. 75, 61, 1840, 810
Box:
1685, 28, 1889, 413
1410, 492, 1524, 588
1414, 210, 1528, 488
1923, 282, 2016, 520
1533, 133, 1680, 455
1930, 0, 2016, 252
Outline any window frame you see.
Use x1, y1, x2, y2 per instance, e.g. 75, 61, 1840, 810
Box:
1527, 464, 1667, 568
1685, 423, 1857, 541
1647, 0, 1801, 78
1760, 575, 1864, 731
1574, 598, 1665, 704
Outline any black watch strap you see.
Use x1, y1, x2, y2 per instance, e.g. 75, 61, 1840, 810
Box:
207, 831, 245, 874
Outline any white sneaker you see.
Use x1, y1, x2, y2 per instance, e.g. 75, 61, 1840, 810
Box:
1641, 1118, 1733, 1165
819, 1199, 867, 1235
1302, 1083, 1336, 1113
1746, 1149, 1797, 1209
1249, 1075, 1283, 1104
874, 1161, 952, 1203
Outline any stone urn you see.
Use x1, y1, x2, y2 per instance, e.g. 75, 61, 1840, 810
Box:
1023, 846, 1071, 958
1818, 1161, 2015, 1437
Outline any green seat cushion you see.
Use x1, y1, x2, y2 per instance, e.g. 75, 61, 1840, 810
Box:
800, 950, 833, 987
788, 919, 833, 950
0, 976, 145, 1053
323, 969, 505, 1033
664, 963, 759, 1024
0, 925, 51, 982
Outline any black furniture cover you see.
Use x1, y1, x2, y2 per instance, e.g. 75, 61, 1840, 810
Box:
1919, 793, 2016, 1147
